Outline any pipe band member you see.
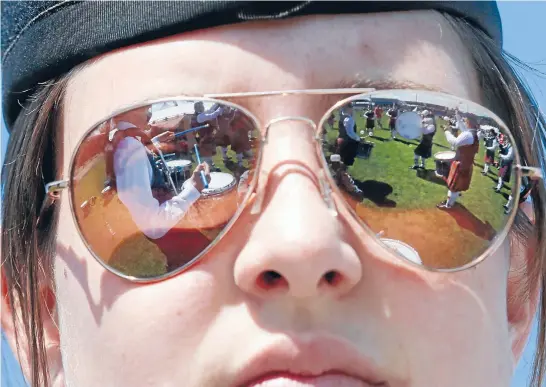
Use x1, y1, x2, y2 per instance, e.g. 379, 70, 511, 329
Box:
437, 115, 480, 209
336, 104, 361, 167
482, 128, 498, 175
364, 108, 375, 137
411, 110, 436, 169
374, 105, 383, 129
387, 105, 399, 139
495, 139, 514, 193
192, 101, 224, 168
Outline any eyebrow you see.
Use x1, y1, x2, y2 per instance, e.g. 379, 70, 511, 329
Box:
340, 78, 448, 93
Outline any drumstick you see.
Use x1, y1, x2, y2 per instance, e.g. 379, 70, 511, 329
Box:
174, 124, 210, 138
193, 144, 209, 189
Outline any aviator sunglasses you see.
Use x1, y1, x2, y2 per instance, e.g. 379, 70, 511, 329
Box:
41, 89, 543, 282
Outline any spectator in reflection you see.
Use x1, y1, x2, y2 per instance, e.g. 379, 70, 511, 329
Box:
437, 115, 480, 209
112, 119, 211, 239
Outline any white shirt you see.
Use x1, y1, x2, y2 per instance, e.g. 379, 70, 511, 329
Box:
422, 117, 436, 135
445, 129, 476, 148
114, 136, 201, 240
343, 115, 361, 141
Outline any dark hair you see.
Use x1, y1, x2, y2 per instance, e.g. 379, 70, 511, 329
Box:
1, 14, 545, 387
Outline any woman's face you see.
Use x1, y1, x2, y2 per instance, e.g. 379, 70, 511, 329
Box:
53, 11, 527, 387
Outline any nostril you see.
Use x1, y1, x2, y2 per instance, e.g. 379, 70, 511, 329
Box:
257, 270, 288, 290
322, 270, 342, 286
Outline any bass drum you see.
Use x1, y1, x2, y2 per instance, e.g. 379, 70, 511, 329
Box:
395, 111, 422, 140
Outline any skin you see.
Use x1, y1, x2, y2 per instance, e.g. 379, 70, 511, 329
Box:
2, 11, 538, 387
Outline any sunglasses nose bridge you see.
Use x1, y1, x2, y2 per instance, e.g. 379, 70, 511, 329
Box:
250, 116, 337, 216
262, 116, 318, 143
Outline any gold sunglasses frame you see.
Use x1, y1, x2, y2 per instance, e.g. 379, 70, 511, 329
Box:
43, 88, 542, 283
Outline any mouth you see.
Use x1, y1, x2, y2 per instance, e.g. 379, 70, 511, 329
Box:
233, 335, 391, 387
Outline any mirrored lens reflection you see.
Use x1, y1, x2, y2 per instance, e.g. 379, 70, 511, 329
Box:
322, 91, 518, 269
71, 100, 260, 278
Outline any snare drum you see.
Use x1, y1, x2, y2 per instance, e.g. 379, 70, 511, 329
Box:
356, 141, 374, 159
434, 151, 456, 178
180, 172, 238, 229
166, 159, 192, 185
381, 238, 422, 265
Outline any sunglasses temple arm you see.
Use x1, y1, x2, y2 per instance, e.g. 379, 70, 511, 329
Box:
516, 165, 543, 181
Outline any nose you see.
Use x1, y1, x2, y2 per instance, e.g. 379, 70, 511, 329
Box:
233, 119, 362, 299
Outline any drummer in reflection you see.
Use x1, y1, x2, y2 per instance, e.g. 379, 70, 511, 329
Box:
437, 115, 480, 209
410, 110, 436, 170
111, 118, 211, 239
336, 104, 361, 167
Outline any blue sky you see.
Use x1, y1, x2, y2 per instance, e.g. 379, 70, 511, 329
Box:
2, 2, 546, 386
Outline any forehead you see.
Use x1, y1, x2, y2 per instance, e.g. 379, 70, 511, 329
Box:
62, 11, 480, 147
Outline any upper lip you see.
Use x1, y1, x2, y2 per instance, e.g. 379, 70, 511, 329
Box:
232, 334, 390, 387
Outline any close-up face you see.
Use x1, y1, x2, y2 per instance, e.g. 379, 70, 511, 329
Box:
31, 10, 535, 387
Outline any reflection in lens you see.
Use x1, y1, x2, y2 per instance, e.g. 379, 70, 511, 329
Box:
322, 91, 518, 269
71, 100, 259, 278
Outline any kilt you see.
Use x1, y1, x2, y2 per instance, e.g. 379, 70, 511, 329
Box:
230, 131, 251, 154
389, 118, 396, 130
414, 141, 433, 159
198, 136, 217, 157
499, 161, 513, 182
484, 149, 495, 164
215, 133, 231, 148
446, 161, 473, 192
338, 137, 359, 166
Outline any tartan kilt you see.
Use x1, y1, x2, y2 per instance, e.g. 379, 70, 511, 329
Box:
499, 161, 513, 182
198, 136, 217, 157
230, 132, 251, 154
446, 161, 473, 192
215, 133, 231, 148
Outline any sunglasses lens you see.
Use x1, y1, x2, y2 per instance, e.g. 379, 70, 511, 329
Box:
71, 100, 260, 278
321, 90, 519, 269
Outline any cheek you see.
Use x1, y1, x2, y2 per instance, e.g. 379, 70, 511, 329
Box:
375, 239, 513, 382
54, 199, 240, 383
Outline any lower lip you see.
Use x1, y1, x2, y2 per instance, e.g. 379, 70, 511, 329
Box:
247, 373, 378, 387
